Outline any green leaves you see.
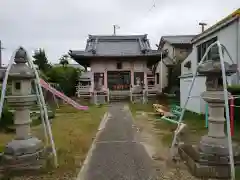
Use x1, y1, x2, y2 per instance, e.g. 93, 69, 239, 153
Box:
33, 50, 82, 97
0, 95, 14, 132
228, 85, 240, 94
59, 54, 70, 67
46, 66, 82, 96
33, 49, 52, 73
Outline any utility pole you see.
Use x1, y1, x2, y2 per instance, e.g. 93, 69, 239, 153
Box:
199, 22, 207, 32
0, 41, 6, 68
0, 41, 2, 68
113, 25, 120, 36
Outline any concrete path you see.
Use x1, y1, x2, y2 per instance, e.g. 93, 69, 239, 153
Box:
78, 103, 158, 180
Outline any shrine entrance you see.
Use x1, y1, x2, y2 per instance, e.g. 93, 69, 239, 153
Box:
107, 71, 131, 91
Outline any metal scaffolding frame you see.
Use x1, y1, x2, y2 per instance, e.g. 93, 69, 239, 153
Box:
170, 41, 237, 180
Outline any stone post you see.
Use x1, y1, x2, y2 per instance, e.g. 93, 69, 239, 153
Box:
200, 76, 228, 151
131, 77, 144, 103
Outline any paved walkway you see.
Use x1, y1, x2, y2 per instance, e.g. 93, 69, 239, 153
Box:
81, 103, 158, 180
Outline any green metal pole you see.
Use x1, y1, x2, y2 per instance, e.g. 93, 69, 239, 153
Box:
205, 103, 208, 128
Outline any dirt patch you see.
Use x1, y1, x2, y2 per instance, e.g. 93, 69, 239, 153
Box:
134, 111, 200, 180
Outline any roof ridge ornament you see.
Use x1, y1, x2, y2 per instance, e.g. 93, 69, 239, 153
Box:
143, 35, 148, 41
113, 25, 120, 36
91, 38, 98, 54
138, 38, 147, 53
88, 35, 93, 39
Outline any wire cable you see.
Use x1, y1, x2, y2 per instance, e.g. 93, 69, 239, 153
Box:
170, 41, 235, 180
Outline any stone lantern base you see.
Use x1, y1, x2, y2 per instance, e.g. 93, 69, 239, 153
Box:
132, 94, 144, 103
92, 91, 107, 105
95, 95, 106, 104
0, 137, 53, 173
178, 143, 240, 179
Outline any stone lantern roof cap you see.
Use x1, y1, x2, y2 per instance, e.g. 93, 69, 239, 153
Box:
14, 47, 28, 64
8, 47, 36, 80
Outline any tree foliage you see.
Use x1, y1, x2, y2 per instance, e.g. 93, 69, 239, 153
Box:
38, 70, 50, 81
32, 50, 82, 97
165, 64, 181, 97
0, 104, 14, 132
0, 86, 14, 132
162, 59, 182, 98
46, 66, 82, 96
59, 54, 69, 67
33, 49, 52, 72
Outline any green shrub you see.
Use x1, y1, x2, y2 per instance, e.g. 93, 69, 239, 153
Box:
0, 87, 14, 132
0, 104, 14, 132
46, 66, 82, 96
228, 85, 240, 94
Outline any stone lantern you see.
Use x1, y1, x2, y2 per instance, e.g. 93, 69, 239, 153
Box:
94, 76, 106, 105
178, 45, 240, 179
1, 47, 46, 171
131, 77, 145, 103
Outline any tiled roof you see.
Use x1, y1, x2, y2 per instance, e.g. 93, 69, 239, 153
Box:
160, 35, 195, 46
69, 34, 161, 57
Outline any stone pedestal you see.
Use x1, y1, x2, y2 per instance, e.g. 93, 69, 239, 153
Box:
179, 91, 240, 178
132, 94, 143, 103
95, 92, 106, 104
131, 85, 145, 103
179, 144, 240, 179
3, 138, 44, 170
200, 91, 230, 155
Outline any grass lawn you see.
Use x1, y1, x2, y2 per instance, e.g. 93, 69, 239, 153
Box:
129, 102, 207, 146
129, 102, 154, 117
130, 101, 240, 179
0, 103, 107, 179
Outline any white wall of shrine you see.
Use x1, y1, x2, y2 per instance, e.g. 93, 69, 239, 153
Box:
90, 59, 148, 89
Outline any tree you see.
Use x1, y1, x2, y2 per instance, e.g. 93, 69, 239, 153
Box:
163, 57, 183, 98
38, 70, 49, 81
33, 49, 52, 72
46, 66, 82, 96
59, 54, 69, 67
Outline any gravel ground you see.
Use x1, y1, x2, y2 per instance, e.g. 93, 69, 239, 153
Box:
133, 111, 200, 180
84, 103, 158, 180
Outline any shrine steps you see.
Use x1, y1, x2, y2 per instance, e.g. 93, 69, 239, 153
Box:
109, 90, 130, 102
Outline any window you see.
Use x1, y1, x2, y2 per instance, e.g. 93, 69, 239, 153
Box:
107, 71, 131, 90
197, 36, 218, 63
116, 62, 122, 69
134, 72, 144, 85
156, 73, 159, 84
15, 82, 21, 90
218, 77, 223, 87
